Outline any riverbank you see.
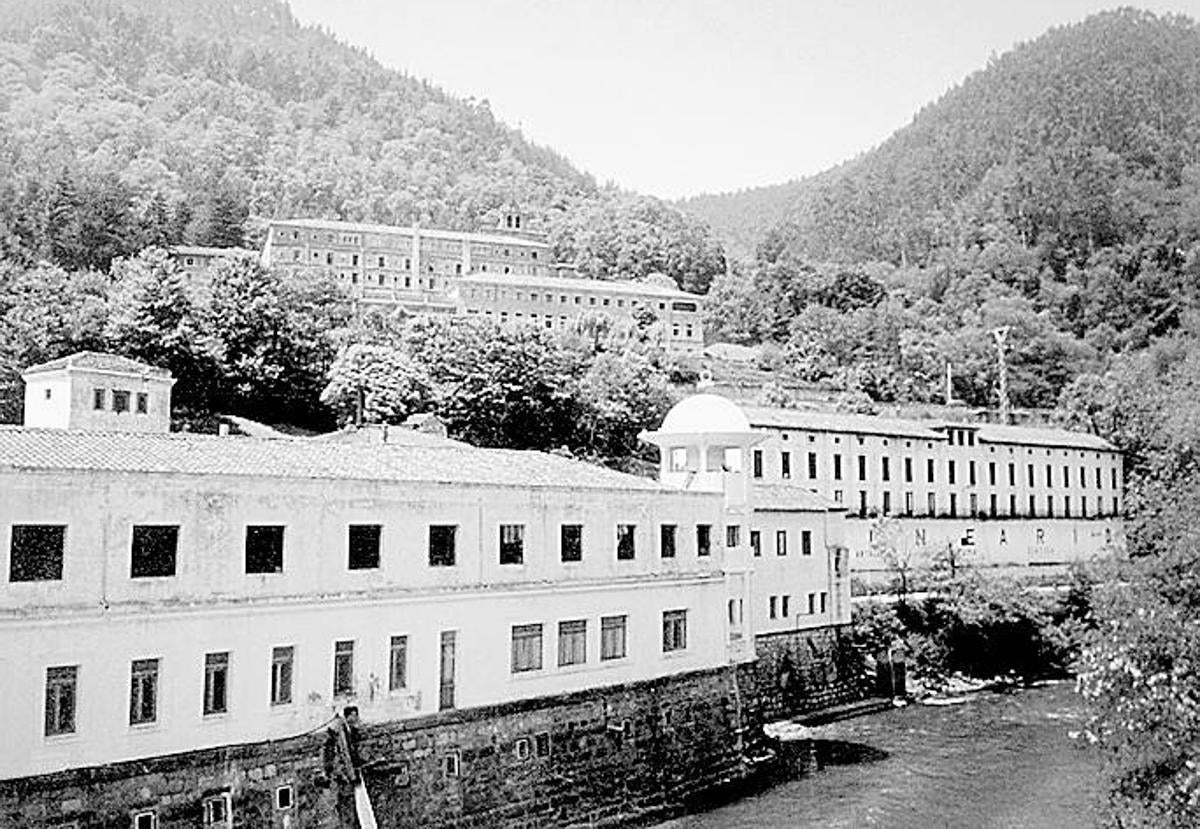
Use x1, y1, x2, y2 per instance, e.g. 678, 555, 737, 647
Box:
658, 682, 1102, 828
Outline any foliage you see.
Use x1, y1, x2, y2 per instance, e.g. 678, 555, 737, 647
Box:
320, 344, 433, 426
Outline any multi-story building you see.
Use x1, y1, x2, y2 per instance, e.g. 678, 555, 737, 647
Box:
742, 406, 1124, 582
1, 357, 850, 827
260, 213, 705, 352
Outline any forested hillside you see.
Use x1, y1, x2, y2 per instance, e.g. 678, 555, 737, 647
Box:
0, 0, 724, 287
704, 9, 1200, 413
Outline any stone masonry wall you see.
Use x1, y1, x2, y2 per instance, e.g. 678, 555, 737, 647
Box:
737, 625, 868, 725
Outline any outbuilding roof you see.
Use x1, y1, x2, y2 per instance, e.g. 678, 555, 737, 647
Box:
21, 351, 173, 378
0, 427, 679, 493
967, 422, 1115, 452
743, 407, 946, 441
752, 484, 844, 512
458, 272, 698, 300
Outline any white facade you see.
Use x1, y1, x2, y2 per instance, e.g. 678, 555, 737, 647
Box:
21, 352, 174, 433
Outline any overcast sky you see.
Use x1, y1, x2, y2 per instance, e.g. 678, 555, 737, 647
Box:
287, 0, 1200, 200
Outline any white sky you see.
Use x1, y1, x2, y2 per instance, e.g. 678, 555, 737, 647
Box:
286, 0, 1200, 199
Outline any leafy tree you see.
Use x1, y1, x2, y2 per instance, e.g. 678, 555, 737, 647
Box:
574, 349, 672, 459
320, 344, 433, 426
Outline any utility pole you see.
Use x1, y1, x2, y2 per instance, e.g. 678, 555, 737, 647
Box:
992, 327, 1011, 425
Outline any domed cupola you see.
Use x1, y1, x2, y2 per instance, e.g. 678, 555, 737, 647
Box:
641, 392, 764, 495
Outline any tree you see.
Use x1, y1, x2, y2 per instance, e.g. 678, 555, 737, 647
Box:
575, 350, 673, 459
320, 344, 434, 426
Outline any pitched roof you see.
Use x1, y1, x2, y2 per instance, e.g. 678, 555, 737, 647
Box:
967, 422, 1115, 452
21, 352, 172, 378
752, 484, 844, 512
743, 406, 946, 440
458, 272, 698, 300
0, 427, 677, 493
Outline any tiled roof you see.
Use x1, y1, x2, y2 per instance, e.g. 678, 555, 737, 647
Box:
458, 272, 698, 300
168, 245, 256, 258
743, 407, 946, 440
0, 427, 675, 493
752, 484, 844, 512
967, 423, 1116, 452
270, 218, 549, 249
311, 425, 468, 448
21, 352, 172, 378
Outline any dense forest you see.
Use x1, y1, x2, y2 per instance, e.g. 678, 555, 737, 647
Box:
700, 9, 1200, 413
0, 0, 725, 285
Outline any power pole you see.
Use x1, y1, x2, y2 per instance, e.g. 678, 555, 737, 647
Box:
992, 327, 1011, 425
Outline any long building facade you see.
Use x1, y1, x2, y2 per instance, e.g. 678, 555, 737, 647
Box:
260, 214, 704, 353
1, 357, 852, 828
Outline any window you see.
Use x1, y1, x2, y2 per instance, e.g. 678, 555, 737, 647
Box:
949, 493, 958, 517
775, 530, 788, 556
662, 610, 688, 652
560, 524, 582, 563
511, 623, 543, 672
808, 452, 818, 479
129, 658, 159, 725
769, 596, 777, 619
1047, 496, 1054, 517
112, 390, 130, 413
882, 457, 891, 482
833, 455, 843, 480
807, 593, 816, 614
601, 615, 627, 660
904, 491, 914, 516
820, 592, 828, 613
725, 525, 740, 548
782, 595, 790, 617
696, 524, 712, 556
275, 785, 294, 811
927, 458, 935, 483
130, 525, 178, 578
1010, 494, 1018, 516
948, 460, 957, 485
990, 494, 998, 517
245, 525, 284, 574
443, 751, 461, 778
1064, 496, 1072, 518
1046, 465, 1053, 487
9, 524, 65, 582
558, 620, 587, 666
270, 646, 293, 706
752, 450, 763, 478
616, 524, 636, 560
927, 492, 936, 515
749, 530, 761, 557
1008, 463, 1016, 486
499, 524, 525, 565
133, 811, 158, 829
781, 452, 791, 479
801, 530, 812, 556
904, 457, 913, 483
1080, 466, 1087, 489
857, 456, 866, 481
882, 491, 892, 514
534, 731, 552, 758
93, 388, 105, 410
988, 462, 996, 486
333, 640, 354, 697
969, 493, 978, 516
348, 524, 381, 570
660, 524, 677, 558
429, 525, 456, 566
439, 631, 456, 710
1029, 495, 1037, 517
44, 665, 77, 736
858, 490, 867, 517
389, 635, 407, 691
203, 652, 229, 715
514, 737, 531, 761
202, 792, 231, 828
1028, 464, 1035, 486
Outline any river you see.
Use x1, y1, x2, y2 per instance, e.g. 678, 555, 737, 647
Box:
661, 682, 1104, 829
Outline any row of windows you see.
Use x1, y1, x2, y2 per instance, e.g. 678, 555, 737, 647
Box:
7, 521, 715, 583
90, 387, 149, 415
510, 613, 640, 672
842, 491, 1121, 519
747, 528, 813, 557
43, 635, 418, 738
753, 450, 1119, 490
767, 591, 828, 619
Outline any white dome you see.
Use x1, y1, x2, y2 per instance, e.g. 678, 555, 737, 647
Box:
659, 393, 752, 435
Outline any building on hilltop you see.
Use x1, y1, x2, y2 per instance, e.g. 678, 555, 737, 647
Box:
21, 351, 174, 434
260, 214, 705, 352
0, 353, 851, 827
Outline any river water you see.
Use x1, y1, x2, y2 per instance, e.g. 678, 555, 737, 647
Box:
661, 682, 1104, 829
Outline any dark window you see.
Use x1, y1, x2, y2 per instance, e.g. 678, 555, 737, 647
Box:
44, 665, 77, 736
560, 524, 582, 562
752, 450, 763, 479
833, 455, 843, 480
616, 524, 636, 560
769, 596, 777, 619
1046, 465, 1053, 487
857, 456, 866, 481
429, 525, 456, 566
1028, 464, 1035, 486
1010, 494, 1017, 516
948, 460, 957, 485
270, 646, 293, 705
949, 493, 958, 517
129, 658, 159, 725
988, 462, 996, 486
696, 524, 712, 556
904, 491, 914, 515
970, 493, 978, 516
801, 530, 813, 556
1029, 495, 1037, 517
781, 452, 791, 479
1009, 463, 1016, 486
927, 458, 935, 483
776, 530, 788, 556
969, 461, 976, 486
660, 524, 677, 558
511, 624, 543, 672
601, 615, 628, 660
883, 491, 892, 514
750, 530, 761, 557
333, 640, 354, 697
928, 492, 937, 515
131, 525, 178, 578
807, 593, 816, 614
557, 619, 587, 666
534, 731, 551, 758
93, 388, 105, 410
389, 635, 407, 691
808, 452, 818, 478
348, 524, 381, 570
203, 652, 229, 716
726, 524, 740, 548
882, 457, 891, 482
9, 524, 65, 582
662, 610, 687, 652
499, 523, 525, 565
112, 390, 130, 413
859, 490, 867, 517
136, 393, 148, 414
990, 494, 998, 517
904, 457, 913, 483
781, 595, 790, 617
245, 525, 284, 574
